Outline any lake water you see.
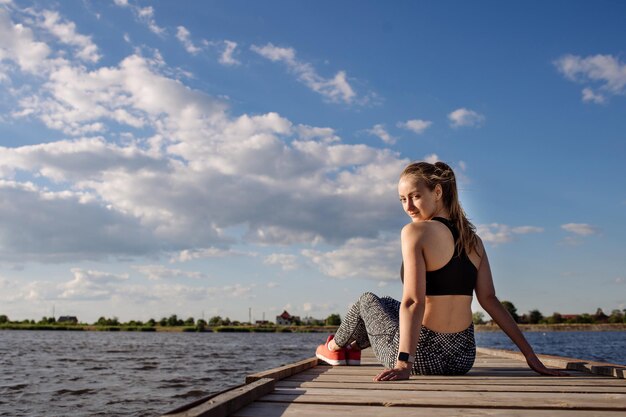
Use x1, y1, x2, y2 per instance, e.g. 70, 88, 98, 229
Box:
1, 330, 625, 417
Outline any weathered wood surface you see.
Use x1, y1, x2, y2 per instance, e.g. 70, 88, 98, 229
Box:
245, 357, 318, 384
162, 378, 275, 417
164, 347, 626, 417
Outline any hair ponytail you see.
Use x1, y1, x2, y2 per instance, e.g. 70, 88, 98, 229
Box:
401, 161, 479, 255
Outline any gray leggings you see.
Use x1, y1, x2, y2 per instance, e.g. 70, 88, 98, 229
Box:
333, 292, 476, 375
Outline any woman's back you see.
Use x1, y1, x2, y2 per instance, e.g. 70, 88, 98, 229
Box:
419, 218, 481, 333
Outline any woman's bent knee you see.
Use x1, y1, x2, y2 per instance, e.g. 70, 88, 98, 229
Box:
359, 291, 379, 305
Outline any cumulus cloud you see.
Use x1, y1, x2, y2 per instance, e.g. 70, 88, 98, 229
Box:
136, 6, 165, 35
264, 253, 298, 271
0, 7, 410, 266
477, 223, 544, 245
132, 264, 205, 280
59, 268, 129, 300
219, 40, 240, 66
12, 54, 224, 136
448, 108, 485, 128
397, 119, 432, 134
582, 87, 606, 104
171, 247, 250, 263
176, 26, 202, 55
423, 153, 439, 164
302, 236, 400, 281
112, 2, 165, 35
367, 124, 395, 144
251, 42, 356, 104
0, 180, 167, 262
561, 223, 598, 236
554, 54, 626, 102
0, 8, 51, 72
38, 10, 101, 63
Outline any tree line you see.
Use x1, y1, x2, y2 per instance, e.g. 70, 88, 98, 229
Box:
472, 302, 626, 325
0, 313, 342, 328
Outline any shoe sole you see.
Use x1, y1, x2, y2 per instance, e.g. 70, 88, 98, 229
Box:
347, 359, 361, 366
316, 352, 346, 366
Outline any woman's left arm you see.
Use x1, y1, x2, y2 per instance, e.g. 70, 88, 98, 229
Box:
374, 223, 426, 381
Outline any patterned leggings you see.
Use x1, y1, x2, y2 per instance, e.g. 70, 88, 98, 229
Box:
333, 292, 476, 375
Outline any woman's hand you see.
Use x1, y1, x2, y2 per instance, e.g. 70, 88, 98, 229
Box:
373, 362, 412, 381
526, 354, 569, 376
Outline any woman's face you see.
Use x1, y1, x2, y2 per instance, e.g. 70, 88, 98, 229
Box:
398, 176, 439, 222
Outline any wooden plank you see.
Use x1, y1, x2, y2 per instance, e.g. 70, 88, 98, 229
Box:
161, 378, 275, 417
296, 369, 624, 384
290, 368, 626, 386
275, 380, 626, 393
477, 347, 626, 379
260, 387, 626, 410
232, 402, 626, 417
245, 357, 318, 383
284, 373, 626, 386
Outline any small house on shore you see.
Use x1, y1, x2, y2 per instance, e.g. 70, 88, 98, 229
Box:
276, 310, 300, 326
57, 316, 78, 324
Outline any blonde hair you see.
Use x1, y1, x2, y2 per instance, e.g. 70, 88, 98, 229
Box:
400, 161, 479, 255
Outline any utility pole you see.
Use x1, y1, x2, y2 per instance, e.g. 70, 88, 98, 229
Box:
249, 307, 252, 325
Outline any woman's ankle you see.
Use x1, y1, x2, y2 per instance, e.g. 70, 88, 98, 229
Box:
328, 339, 340, 351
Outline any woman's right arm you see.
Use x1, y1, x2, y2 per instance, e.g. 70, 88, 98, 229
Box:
474, 240, 568, 376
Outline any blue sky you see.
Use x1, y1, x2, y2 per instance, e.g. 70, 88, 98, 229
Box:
1, 0, 624, 323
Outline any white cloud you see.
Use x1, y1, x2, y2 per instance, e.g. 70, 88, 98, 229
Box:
302, 236, 400, 281
301, 302, 335, 315
477, 223, 544, 245
223, 283, 256, 298
448, 108, 485, 128
554, 54, 626, 101
112, 2, 165, 35
582, 87, 606, 104
367, 124, 395, 144
397, 119, 432, 134
137, 6, 165, 35
38, 10, 101, 63
176, 26, 201, 55
251, 42, 356, 104
0, 8, 51, 72
423, 153, 439, 164
171, 247, 250, 263
219, 40, 240, 66
0, 179, 166, 262
0, 8, 410, 265
11, 54, 223, 136
252, 43, 295, 61
264, 253, 298, 271
132, 264, 205, 280
511, 226, 544, 234
60, 268, 129, 300
561, 223, 597, 236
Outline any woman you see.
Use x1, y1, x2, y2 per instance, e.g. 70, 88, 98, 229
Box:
315, 161, 567, 381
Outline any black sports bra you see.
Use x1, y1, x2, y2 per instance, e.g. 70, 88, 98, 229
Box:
401, 217, 477, 296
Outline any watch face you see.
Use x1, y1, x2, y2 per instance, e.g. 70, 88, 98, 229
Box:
398, 352, 410, 361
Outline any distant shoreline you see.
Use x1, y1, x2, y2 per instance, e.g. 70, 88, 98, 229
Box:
1, 323, 625, 332
476, 323, 626, 332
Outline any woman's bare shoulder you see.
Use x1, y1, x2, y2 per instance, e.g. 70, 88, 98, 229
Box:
401, 221, 433, 242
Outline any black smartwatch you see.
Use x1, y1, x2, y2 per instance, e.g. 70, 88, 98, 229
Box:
398, 351, 415, 363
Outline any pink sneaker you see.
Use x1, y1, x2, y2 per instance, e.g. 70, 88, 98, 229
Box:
345, 345, 361, 366
315, 335, 346, 365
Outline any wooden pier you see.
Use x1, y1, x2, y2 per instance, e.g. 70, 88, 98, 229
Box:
162, 348, 626, 417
